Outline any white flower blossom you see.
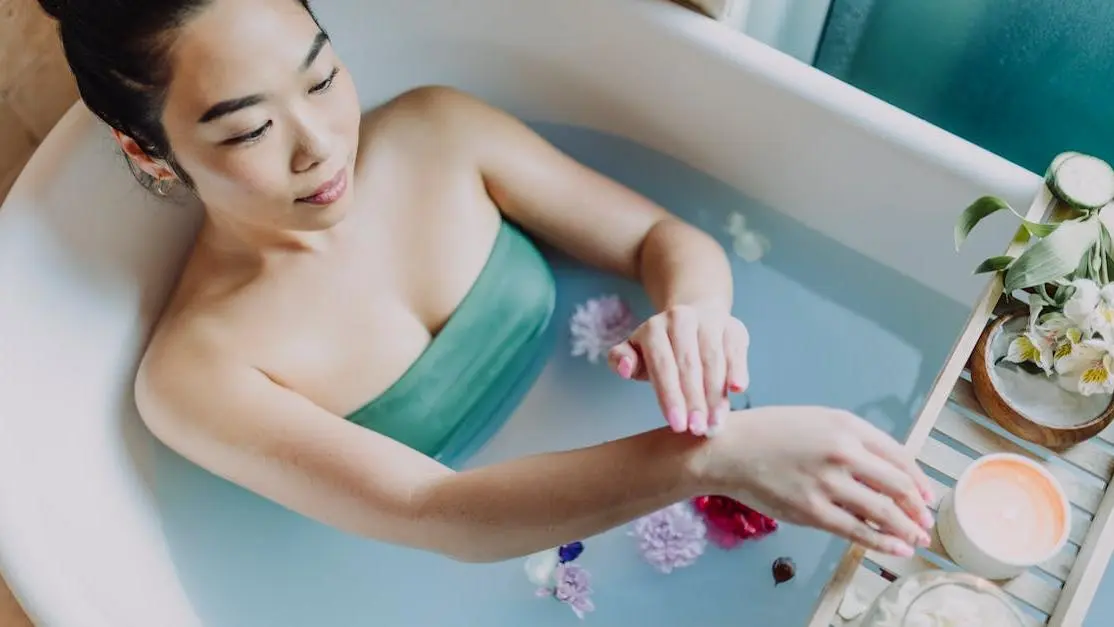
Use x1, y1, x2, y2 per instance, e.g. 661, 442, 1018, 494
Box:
1056, 336, 1114, 396
1063, 278, 1114, 338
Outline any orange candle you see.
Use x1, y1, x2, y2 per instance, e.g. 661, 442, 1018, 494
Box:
937, 453, 1069, 580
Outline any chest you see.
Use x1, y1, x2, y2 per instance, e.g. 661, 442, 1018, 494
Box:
246, 173, 505, 416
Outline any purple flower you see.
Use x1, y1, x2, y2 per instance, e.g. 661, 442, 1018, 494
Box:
537, 563, 596, 619
629, 502, 707, 573
569, 295, 637, 363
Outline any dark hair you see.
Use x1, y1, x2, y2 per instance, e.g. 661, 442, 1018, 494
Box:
37, 0, 314, 190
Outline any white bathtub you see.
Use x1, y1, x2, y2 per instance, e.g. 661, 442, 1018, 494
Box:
0, 1, 1039, 625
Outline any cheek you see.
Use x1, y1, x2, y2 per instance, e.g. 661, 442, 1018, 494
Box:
192, 148, 292, 201
331, 77, 363, 143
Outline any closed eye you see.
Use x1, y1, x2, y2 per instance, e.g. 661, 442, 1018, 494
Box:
311, 68, 340, 94
225, 120, 273, 145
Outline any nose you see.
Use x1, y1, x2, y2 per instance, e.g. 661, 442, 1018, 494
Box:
290, 118, 331, 174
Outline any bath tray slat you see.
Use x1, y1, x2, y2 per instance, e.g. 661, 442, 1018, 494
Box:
1098, 421, 1114, 447
807, 183, 1114, 626
927, 409, 1104, 513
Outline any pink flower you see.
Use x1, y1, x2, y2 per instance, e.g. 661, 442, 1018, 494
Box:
629, 502, 707, 573
569, 295, 637, 363
537, 563, 595, 619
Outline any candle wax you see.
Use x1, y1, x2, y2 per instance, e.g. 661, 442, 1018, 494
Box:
956, 457, 1066, 565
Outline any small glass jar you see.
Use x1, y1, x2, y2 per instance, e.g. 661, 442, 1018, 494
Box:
858, 570, 1026, 627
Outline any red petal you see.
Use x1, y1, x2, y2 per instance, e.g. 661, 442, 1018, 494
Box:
691, 496, 779, 548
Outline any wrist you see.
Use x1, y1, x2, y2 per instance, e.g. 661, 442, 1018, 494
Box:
673, 430, 721, 496
628, 427, 709, 500
660, 294, 732, 316
683, 411, 760, 496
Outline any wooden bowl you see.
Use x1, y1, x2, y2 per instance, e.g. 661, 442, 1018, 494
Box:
969, 312, 1114, 450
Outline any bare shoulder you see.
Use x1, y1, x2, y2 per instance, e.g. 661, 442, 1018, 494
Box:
134, 311, 240, 431
357, 85, 506, 144
134, 234, 270, 428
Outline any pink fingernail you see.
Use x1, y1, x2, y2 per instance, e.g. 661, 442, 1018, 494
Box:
667, 407, 685, 432
709, 402, 727, 428
689, 410, 707, 436
888, 539, 915, 557
617, 357, 633, 379
918, 529, 932, 547
921, 486, 936, 504
920, 509, 935, 530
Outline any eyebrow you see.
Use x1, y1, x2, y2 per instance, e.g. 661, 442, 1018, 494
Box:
198, 31, 330, 124
300, 31, 329, 71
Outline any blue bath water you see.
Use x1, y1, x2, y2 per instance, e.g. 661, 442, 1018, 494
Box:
152, 123, 969, 626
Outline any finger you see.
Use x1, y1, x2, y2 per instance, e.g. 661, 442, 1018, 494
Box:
607, 342, 639, 380
812, 502, 916, 558
607, 342, 650, 381
853, 418, 936, 505
697, 324, 728, 430
851, 451, 934, 532
640, 323, 687, 432
828, 472, 930, 549
724, 321, 750, 393
668, 310, 708, 435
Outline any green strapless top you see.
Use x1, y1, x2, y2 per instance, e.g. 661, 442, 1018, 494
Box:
344, 220, 557, 468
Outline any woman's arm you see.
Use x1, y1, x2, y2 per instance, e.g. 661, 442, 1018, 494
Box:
137, 342, 936, 561
135, 346, 707, 562
421, 87, 731, 306
407, 86, 744, 434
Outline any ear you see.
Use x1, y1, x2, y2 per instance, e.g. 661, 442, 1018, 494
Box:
111, 129, 177, 181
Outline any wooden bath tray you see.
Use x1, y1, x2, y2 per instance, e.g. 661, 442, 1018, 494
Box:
806, 183, 1114, 627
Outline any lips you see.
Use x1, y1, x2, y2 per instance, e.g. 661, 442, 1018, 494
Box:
296, 167, 348, 205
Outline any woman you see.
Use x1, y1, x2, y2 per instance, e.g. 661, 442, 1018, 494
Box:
39, 0, 935, 562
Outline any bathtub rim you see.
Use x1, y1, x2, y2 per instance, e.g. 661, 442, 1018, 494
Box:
1, 3, 1041, 218
0, 1, 1044, 625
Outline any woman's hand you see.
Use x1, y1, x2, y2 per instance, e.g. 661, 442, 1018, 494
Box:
608, 303, 749, 436
700, 406, 936, 557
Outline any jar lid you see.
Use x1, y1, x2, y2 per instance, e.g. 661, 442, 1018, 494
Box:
862, 571, 1025, 627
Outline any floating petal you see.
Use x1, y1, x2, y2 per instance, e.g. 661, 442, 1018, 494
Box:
524, 548, 560, 587
569, 295, 637, 363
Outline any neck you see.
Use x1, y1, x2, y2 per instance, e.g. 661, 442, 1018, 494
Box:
201, 207, 336, 257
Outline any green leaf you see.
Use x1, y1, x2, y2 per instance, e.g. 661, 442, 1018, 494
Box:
1052, 281, 1078, 306
974, 256, 1014, 274
1023, 220, 1059, 238
956, 196, 1059, 251
956, 196, 1011, 250
1101, 223, 1114, 284
1048, 283, 1073, 306
1035, 283, 1056, 306
1004, 217, 1103, 291
1074, 244, 1095, 279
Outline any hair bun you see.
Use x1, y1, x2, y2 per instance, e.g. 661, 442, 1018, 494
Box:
37, 0, 69, 20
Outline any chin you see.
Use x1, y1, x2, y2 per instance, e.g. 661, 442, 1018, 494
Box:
294, 208, 345, 232
295, 204, 349, 231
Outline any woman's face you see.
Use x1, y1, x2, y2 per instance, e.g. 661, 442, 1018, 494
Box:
157, 0, 362, 233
